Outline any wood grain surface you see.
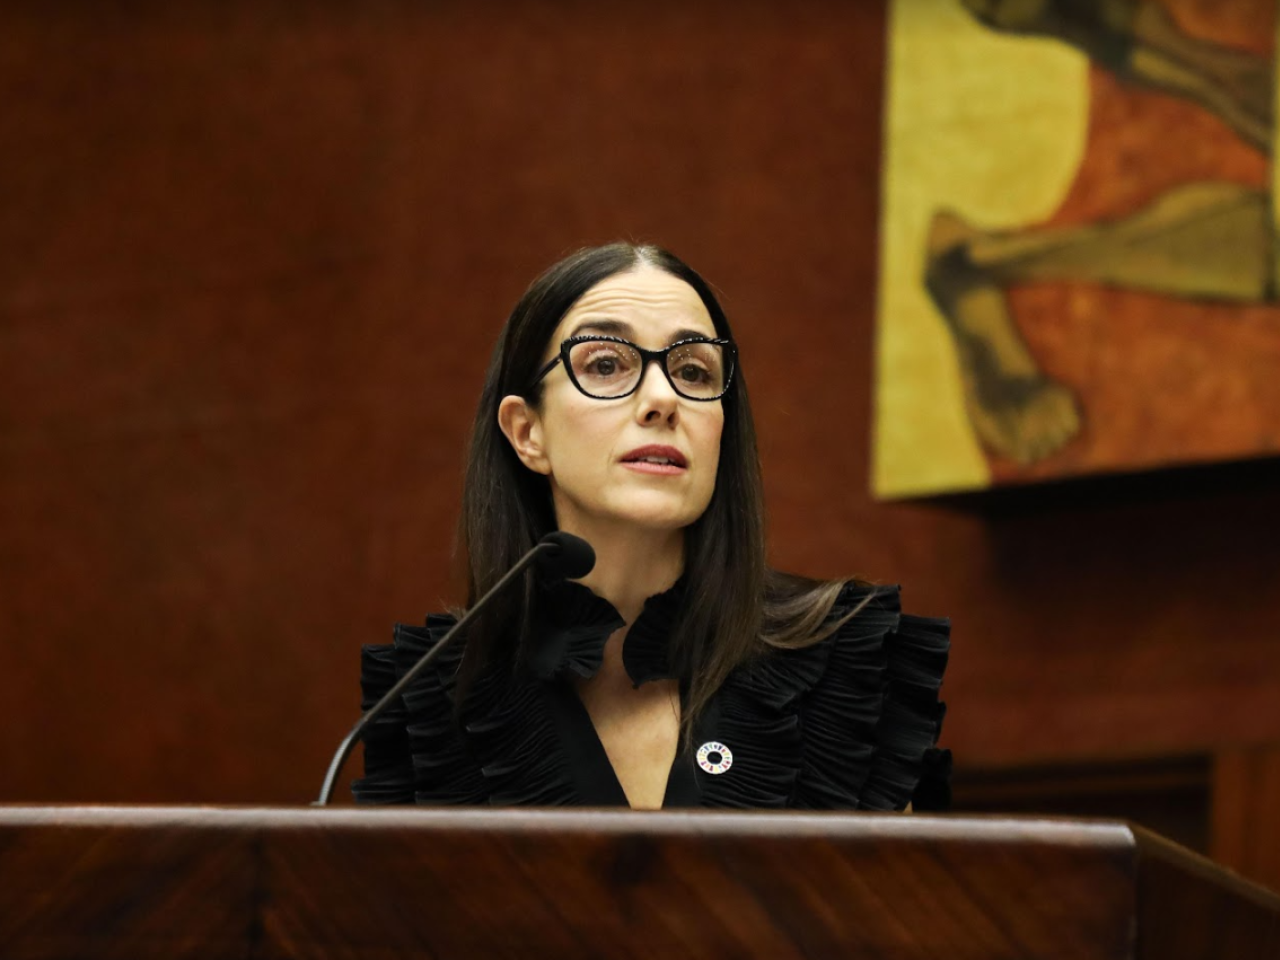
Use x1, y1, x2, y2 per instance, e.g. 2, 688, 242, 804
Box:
0, 807, 1276, 960
1211, 744, 1280, 891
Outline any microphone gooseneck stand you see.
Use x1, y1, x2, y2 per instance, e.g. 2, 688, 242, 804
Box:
314, 532, 594, 805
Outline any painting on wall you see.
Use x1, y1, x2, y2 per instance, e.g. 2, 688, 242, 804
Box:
873, 0, 1280, 498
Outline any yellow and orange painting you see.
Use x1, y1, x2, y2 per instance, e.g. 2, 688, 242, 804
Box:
874, 0, 1280, 497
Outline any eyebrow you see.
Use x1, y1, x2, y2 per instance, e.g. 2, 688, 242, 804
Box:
568, 319, 715, 344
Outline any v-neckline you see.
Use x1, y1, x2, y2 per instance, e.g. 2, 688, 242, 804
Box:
544, 679, 699, 808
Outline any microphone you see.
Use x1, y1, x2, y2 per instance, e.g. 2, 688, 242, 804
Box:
314, 531, 595, 805
538, 530, 595, 581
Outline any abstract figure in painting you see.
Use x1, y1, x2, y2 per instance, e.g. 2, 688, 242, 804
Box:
925, 0, 1274, 466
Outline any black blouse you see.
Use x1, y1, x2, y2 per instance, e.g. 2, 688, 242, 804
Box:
354, 579, 952, 810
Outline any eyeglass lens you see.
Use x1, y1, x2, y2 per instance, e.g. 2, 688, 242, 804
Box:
567, 339, 729, 399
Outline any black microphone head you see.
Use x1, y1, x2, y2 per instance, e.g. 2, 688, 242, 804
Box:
538, 532, 595, 581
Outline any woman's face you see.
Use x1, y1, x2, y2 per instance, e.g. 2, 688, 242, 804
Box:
500, 266, 726, 538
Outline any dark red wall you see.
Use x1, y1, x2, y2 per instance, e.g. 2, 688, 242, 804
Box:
2, 1, 1278, 828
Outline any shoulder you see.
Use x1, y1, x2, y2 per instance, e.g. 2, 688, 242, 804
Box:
353, 611, 584, 807
721, 581, 952, 811
815, 582, 951, 811
353, 613, 492, 805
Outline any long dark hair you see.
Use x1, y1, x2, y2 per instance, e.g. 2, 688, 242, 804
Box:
458, 243, 859, 736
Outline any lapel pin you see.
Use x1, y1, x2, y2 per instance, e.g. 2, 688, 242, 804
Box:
696, 741, 733, 775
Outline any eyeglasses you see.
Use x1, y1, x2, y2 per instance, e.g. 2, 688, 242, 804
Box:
531, 335, 737, 401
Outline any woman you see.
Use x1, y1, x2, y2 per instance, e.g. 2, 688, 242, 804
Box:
355, 243, 950, 810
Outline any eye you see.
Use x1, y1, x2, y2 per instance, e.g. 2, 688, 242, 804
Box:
574, 342, 636, 380
674, 360, 712, 383
592, 355, 619, 376
668, 343, 721, 386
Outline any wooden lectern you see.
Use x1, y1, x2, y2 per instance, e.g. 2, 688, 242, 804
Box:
1, 807, 1276, 959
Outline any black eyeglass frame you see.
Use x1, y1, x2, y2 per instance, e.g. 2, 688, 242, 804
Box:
530, 335, 738, 402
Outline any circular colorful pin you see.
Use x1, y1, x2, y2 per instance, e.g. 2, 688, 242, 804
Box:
696, 741, 733, 775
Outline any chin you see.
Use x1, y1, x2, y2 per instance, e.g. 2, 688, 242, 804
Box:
610, 498, 709, 532
621, 513, 698, 532
553, 483, 713, 536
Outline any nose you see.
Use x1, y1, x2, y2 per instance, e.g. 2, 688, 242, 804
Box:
634, 357, 680, 425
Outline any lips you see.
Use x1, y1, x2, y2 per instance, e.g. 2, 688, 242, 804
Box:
620, 444, 688, 468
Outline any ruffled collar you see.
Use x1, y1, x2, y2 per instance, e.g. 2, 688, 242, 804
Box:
524, 577, 685, 686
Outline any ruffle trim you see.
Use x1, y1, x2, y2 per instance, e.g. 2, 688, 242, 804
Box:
352, 616, 490, 805
355, 613, 579, 806
856, 598, 951, 811
527, 580, 624, 681
810, 584, 950, 811
355, 580, 950, 811
696, 583, 950, 811
351, 642, 417, 804
621, 578, 683, 686
526, 578, 676, 685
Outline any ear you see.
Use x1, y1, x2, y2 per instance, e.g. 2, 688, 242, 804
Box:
497, 395, 551, 475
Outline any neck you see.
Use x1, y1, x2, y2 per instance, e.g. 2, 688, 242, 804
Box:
560, 521, 684, 623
